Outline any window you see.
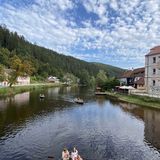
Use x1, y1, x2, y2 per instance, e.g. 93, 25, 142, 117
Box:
153, 57, 156, 63
153, 68, 156, 74
153, 80, 155, 86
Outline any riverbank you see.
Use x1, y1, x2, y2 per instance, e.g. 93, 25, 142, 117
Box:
105, 92, 160, 109
0, 83, 62, 97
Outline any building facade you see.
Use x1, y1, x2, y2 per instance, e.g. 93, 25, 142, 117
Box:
133, 68, 145, 89
48, 76, 60, 83
119, 67, 145, 88
145, 46, 160, 95
119, 70, 134, 86
134, 77, 145, 90
17, 76, 30, 85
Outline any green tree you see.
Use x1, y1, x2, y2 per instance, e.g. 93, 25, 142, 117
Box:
79, 70, 90, 85
96, 70, 108, 87
0, 64, 5, 81
0, 48, 10, 67
103, 77, 120, 91
63, 73, 79, 84
89, 76, 96, 87
9, 55, 35, 86
8, 55, 22, 86
22, 60, 36, 75
0, 25, 124, 82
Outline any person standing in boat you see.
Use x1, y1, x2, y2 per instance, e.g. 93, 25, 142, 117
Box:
62, 148, 70, 160
71, 147, 83, 160
71, 147, 78, 160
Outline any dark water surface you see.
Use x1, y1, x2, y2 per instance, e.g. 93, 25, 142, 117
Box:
0, 87, 160, 160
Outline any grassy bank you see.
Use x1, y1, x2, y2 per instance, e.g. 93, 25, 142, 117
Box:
105, 92, 160, 109
0, 83, 62, 97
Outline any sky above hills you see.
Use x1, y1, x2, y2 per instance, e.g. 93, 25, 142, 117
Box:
0, 0, 160, 69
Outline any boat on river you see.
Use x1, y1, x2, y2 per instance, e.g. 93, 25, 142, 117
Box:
39, 94, 45, 99
95, 91, 107, 95
74, 98, 84, 104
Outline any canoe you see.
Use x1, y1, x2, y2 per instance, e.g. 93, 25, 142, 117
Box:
74, 98, 84, 104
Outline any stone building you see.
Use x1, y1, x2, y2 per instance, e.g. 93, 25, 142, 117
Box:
145, 46, 160, 95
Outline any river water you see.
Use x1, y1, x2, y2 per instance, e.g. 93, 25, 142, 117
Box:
0, 87, 160, 160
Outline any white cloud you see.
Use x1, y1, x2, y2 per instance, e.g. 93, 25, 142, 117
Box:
0, 0, 160, 68
110, 0, 118, 10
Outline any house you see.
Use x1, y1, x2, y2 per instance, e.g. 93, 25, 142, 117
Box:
0, 69, 12, 87
0, 80, 9, 87
133, 67, 145, 89
119, 70, 133, 86
48, 76, 60, 83
145, 46, 160, 95
0, 69, 30, 86
17, 75, 30, 85
119, 67, 145, 87
134, 77, 145, 90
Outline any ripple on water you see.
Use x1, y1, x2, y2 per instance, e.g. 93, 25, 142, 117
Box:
1, 88, 160, 160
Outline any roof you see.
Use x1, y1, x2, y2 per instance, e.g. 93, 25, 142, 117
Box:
133, 67, 145, 74
120, 70, 133, 78
146, 46, 160, 56
48, 76, 58, 79
134, 77, 144, 85
120, 67, 145, 78
48, 76, 59, 81
133, 67, 145, 77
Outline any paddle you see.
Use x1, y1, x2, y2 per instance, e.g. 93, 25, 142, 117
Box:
48, 156, 54, 159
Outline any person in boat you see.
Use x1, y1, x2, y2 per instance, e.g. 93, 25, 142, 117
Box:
62, 148, 70, 160
71, 147, 83, 160
71, 147, 78, 160
39, 94, 45, 98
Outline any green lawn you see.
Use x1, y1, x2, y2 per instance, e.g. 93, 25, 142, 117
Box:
105, 92, 160, 109
0, 83, 62, 97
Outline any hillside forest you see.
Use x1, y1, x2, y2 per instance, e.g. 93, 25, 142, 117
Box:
0, 25, 123, 87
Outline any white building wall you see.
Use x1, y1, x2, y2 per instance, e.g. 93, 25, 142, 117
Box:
17, 76, 30, 85
0, 81, 9, 87
145, 54, 160, 95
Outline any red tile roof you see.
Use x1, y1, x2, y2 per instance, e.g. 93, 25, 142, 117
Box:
120, 67, 145, 78
146, 46, 160, 56
133, 67, 145, 77
120, 70, 133, 78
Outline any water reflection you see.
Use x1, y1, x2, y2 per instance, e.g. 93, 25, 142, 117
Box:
0, 87, 160, 160
48, 87, 60, 95
95, 96, 106, 106
118, 102, 144, 120
0, 92, 30, 137
117, 101, 160, 151
0, 87, 88, 139
144, 110, 160, 151
0, 92, 30, 110
13, 92, 30, 106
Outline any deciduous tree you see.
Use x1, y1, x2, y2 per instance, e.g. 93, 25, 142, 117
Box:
9, 55, 35, 87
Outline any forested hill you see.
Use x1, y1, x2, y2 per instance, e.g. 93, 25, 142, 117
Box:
92, 62, 124, 77
0, 25, 124, 83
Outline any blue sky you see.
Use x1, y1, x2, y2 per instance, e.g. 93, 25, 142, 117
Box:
0, 0, 160, 69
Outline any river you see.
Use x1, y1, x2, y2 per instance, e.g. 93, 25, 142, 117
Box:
0, 87, 160, 160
